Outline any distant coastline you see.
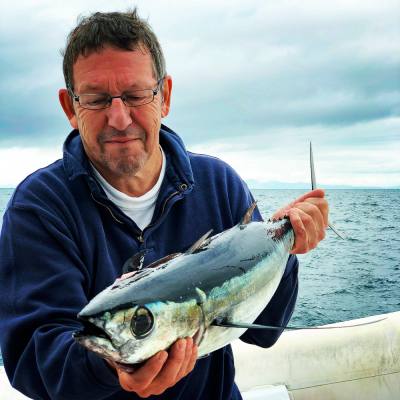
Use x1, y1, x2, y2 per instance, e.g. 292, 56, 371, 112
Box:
248, 182, 400, 190
1, 184, 399, 191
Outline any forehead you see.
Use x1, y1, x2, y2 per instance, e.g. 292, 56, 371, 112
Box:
72, 46, 155, 91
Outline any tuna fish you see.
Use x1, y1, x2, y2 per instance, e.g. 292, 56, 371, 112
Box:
74, 207, 295, 365
74, 143, 347, 366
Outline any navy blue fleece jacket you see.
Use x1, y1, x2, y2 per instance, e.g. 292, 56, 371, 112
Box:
0, 125, 298, 400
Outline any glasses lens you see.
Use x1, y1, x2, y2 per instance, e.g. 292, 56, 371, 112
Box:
123, 90, 154, 107
79, 94, 110, 109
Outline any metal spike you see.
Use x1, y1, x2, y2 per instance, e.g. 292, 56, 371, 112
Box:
310, 141, 346, 240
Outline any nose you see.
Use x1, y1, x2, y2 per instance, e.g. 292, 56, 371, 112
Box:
106, 98, 133, 131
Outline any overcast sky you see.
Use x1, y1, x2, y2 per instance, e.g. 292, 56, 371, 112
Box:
0, 0, 399, 187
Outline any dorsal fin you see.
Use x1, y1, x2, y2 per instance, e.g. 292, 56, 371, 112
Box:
186, 229, 213, 254
121, 250, 147, 274
132, 229, 213, 273
240, 202, 257, 227
145, 252, 181, 270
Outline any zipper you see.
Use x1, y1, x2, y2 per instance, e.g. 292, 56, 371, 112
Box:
91, 188, 182, 241
90, 192, 124, 224
143, 190, 180, 234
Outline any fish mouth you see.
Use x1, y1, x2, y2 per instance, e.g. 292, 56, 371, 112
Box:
73, 317, 112, 343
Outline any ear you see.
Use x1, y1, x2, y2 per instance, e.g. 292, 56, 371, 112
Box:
160, 75, 172, 118
59, 89, 78, 129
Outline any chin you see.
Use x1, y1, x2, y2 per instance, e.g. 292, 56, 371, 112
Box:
114, 155, 147, 176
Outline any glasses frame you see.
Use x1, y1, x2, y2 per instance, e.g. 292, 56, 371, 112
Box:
68, 78, 164, 110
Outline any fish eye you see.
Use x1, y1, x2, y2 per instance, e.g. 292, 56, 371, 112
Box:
130, 306, 154, 338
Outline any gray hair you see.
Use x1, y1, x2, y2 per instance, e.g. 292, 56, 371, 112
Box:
62, 9, 166, 90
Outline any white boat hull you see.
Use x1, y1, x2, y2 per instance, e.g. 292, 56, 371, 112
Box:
234, 311, 400, 399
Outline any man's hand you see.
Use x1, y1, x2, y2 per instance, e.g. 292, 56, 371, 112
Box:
110, 337, 198, 398
272, 189, 328, 254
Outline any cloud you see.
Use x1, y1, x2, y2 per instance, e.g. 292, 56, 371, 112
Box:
0, 146, 61, 187
0, 0, 399, 186
189, 116, 400, 188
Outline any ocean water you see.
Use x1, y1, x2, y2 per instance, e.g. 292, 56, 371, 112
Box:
252, 189, 400, 326
0, 188, 399, 366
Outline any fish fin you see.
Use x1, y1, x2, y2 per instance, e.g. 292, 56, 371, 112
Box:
212, 319, 284, 331
195, 287, 207, 304
145, 252, 181, 269
328, 222, 347, 240
186, 229, 213, 254
240, 202, 258, 227
309, 142, 346, 240
122, 250, 182, 274
212, 317, 387, 331
310, 141, 316, 190
194, 288, 207, 346
121, 250, 147, 274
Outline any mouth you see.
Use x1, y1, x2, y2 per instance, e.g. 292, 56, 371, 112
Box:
104, 137, 140, 144
73, 318, 112, 342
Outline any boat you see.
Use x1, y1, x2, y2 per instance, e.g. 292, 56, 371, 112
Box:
1, 311, 399, 399
233, 311, 400, 399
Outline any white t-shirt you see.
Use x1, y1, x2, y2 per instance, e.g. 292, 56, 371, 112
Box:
91, 148, 166, 231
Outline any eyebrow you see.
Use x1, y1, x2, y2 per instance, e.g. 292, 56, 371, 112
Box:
78, 82, 155, 93
79, 84, 103, 92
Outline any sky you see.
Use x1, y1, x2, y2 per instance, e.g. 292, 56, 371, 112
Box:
0, 0, 399, 188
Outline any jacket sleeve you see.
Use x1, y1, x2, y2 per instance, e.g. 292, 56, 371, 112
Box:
0, 205, 122, 400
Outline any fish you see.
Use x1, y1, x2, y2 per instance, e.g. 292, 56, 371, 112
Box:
74, 142, 345, 366
73, 209, 295, 365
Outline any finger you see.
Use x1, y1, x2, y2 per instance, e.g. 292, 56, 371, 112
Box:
183, 342, 198, 378
151, 339, 187, 388
176, 337, 198, 380
295, 201, 326, 242
175, 337, 192, 380
271, 206, 290, 221
117, 351, 168, 392
288, 209, 306, 254
289, 208, 317, 254
302, 197, 329, 227
292, 188, 325, 204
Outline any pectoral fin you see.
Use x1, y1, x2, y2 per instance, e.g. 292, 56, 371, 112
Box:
212, 317, 387, 331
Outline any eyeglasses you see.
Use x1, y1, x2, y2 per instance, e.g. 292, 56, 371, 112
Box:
69, 78, 164, 110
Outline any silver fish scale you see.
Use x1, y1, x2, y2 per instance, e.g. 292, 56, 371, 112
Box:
76, 218, 294, 363
79, 219, 291, 318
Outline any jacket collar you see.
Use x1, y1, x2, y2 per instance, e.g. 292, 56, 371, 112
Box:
62, 124, 195, 193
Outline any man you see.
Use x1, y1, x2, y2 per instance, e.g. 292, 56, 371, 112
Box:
0, 10, 328, 400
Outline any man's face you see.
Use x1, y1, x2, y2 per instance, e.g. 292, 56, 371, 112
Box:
63, 46, 171, 184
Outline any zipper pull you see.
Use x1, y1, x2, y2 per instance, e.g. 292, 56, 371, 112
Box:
137, 234, 144, 243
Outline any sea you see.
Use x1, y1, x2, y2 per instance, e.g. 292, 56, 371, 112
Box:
0, 188, 399, 366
